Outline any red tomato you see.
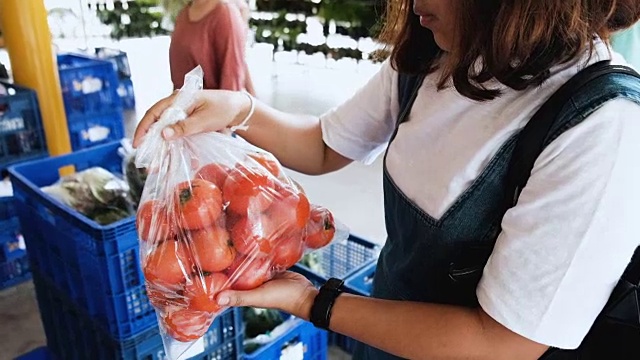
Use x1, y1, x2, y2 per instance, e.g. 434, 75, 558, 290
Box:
247, 152, 281, 177
144, 240, 192, 285
223, 166, 276, 215
195, 163, 231, 189
146, 282, 187, 312
228, 255, 273, 291
185, 273, 229, 313
136, 200, 177, 242
190, 227, 236, 272
229, 216, 272, 255
304, 206, 336, 249
174, 179, 223, 230
266, 188, 310, 234
272, 233, 304, 271
163, 309, 213, 342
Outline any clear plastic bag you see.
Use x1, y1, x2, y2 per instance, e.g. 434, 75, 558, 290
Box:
135, 66, 347, 359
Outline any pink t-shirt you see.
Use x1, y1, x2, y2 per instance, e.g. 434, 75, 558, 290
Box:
169, 1, 247, 90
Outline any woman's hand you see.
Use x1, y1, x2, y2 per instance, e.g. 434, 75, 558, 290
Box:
216, 271, 319, 320
132, 90, 251, 148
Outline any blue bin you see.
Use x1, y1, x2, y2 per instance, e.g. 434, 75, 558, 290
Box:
57, 54, 122, 117
32, 271, 243, 360
291, 234, 379, 288
117, 78, 136, 110
67, 110, 124, 151
8, 142, 154, 339
0, 194, 17, 223
0, 81, 48, 172
344, 261, 376, 296
244, 318, 328, 360
0, 251, 30, 290
94, 47, 132, 79
0, 216, 25, 262
15, 347, 53, 360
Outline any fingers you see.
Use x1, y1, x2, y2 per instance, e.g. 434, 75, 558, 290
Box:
161, 111, 210, 140
216, 289, 264, 308
132, 94, 176, 147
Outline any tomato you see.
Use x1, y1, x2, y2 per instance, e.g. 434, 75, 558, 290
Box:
174, 179, 223, 230
229, 216, 272, 255
266, 187, 310, 234
247, 152, 281, 177
272, 233, 304, 271
163, 309, 213, 342
136, 200, 177, 242
223, 166, 276, 215
185, 273, 229, 313
190, 227, 236, 272
146, 282, 187, 312
304, 206, 336, 249
195, 163, 231, 189
144, 240, 192, 285
228, 255, 272, 290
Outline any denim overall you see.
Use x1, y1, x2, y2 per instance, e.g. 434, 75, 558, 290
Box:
352, 67, 640, 359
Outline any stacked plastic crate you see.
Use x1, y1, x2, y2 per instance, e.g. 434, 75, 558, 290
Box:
57, 53, 125, 151
291, 234, 380, 356
0, 81, 48, 291
94, 47, 136, 110
8, 142, 244, 360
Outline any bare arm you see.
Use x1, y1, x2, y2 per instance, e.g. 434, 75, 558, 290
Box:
215, 273, 550, 360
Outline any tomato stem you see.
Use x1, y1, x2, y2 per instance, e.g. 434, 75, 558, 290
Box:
179, 187, 193, 206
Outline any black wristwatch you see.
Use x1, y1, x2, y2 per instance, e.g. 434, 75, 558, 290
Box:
310, 278, 345, 330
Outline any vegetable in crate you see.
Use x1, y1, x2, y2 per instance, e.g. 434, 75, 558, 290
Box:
119, 139, 148, 207
42, 167, 134, 225
134, 66, 348, 360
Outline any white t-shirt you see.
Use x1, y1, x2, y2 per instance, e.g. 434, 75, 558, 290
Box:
320, 40, 640, 349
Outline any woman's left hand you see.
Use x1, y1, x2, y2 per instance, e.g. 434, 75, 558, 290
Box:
216, 271, 319, 320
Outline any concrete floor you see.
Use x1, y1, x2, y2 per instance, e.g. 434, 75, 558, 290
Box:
0, 37, 386, 359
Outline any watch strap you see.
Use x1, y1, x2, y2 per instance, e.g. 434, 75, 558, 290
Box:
310, 278, 344, 329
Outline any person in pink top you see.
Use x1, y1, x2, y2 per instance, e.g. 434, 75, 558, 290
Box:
169, 0, 256, 95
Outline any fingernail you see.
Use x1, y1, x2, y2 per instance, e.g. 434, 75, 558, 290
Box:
218, 296, 230, 306
162, 127, 175, 139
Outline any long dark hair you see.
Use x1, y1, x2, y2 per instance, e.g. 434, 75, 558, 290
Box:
379, 0, 640, 101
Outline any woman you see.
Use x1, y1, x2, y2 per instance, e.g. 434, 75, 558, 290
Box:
169, 0, 255, 95
136, 0, 640, 358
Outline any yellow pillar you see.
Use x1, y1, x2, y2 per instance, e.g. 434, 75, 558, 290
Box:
0, 0, 72, 157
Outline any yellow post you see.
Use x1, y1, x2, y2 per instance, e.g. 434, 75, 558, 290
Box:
0, 0, 72, 157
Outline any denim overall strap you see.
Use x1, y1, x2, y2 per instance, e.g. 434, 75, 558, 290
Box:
505, 63, 640, 359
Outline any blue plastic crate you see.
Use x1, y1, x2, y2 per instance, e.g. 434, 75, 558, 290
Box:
94, 47, 132, 79
244, 318, 328, 360
0, 250, 30, 290
291, 234, 379, 288
0, 81, 48, 172
67, 111, 124, 151
16, 347, 53, 360
57, 54, 122, 117
0, 216, 25, 262
32, 271, 243, 360
344, 261, 376, 296
117, 78, 136, 110
0, 194, 17, 223
8, 142, 154, 339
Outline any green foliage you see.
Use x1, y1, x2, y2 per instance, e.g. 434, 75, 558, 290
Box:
95, 0, 170, 40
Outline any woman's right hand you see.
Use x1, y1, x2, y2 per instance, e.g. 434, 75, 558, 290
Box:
132, 90, 251, 148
